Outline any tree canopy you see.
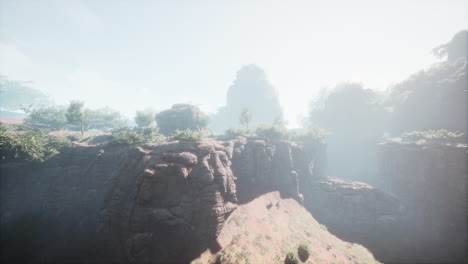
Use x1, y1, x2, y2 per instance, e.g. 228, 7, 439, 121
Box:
210, 65, 283, 134
65, 101, 86, 135
135, 110, 155, 128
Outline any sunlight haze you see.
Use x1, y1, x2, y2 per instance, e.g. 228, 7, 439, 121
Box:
0, 0, 467, 127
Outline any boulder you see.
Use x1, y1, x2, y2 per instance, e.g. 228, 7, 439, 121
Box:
155, 104, 207, 135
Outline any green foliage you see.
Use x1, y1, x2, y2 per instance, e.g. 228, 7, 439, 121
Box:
66, 134, 83, 142
111, 128, 143, 145
111, 126, 163, 145
198, 114, 210, 127
297, 242, 310, 262
22, 105, 68, 131
225, 126, 250, 137
0, 125, 70, 162
386, 57, 467, 134
284, 251, 299, 264
217, 251, 233, 264
66, 100, 86, 134
172, 129, 205, 142
134, 110, 155, 128
290, 128, 328, 145
86, 107, 128, 131
239, 107, 253, 128
208, 65, 284, 134
65, 100, 85, 124
255, 124, 289, 141
400, 129, 464, 142
21, 103, 126, 132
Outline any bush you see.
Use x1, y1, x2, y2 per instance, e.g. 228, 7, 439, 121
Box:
284, 251, 299, 264
290, 128, 328, 145
67, 134, 83, 142
198, 114, 210, 127
172, 129, 205, 142
400, 129, 464, 142
111, 128, 143, 145
111, 126, 163, 145
255, 124, 289, 141
0, 125, 70, 162
22, 105, 68, 131
297, 242, 310, 262
134, 110, 155, 128
86, 107, 128, 131
225, 126, 250, 137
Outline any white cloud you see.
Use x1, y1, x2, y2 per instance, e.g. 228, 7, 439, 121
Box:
0, 43, 35, 80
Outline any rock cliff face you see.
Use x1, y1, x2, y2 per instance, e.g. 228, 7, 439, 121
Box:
1, 135, 465, 264
0, 144, 135, 262
306, 177, 406, 262
378, 138, 468, 263
103, 137, 327, 263
0, 137, 325, 263
306, 138, 467, 264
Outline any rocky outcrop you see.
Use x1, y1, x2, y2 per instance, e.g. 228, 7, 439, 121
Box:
307, 137, 467, 264
155, 104, 208, 135
3, 133, 464, 263
193, 191, 381, 264
377, 137, 468, 263
0, 136, 325, 263
306, 178, 405, 263
102, 137, 325, 263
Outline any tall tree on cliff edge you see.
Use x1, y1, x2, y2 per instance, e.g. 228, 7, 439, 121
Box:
209, 65, 283, 134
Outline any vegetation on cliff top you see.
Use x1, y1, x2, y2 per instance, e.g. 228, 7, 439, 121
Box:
172, 129, 206, 142
0, 124, 70, 162
400, 129, 465, 142
111, 126, 164, 145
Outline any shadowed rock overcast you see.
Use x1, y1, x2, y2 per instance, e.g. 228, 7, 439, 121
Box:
0, 0, 467, 126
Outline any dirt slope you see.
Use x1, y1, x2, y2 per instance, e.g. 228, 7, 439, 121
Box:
192, 191, 381, 264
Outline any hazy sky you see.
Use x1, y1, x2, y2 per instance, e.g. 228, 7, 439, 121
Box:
1, 0, 467, 127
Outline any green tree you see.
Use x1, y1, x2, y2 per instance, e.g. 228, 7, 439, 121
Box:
22, 105, 68, 131
239, 107, 252, 128
65, 101, 86, 135
134, 110, 155, 128
86, 107, 127, 131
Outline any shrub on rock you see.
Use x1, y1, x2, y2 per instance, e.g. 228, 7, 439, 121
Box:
297, 242, 310, 262
285, 251, 299, 264
172, 129, 205, 142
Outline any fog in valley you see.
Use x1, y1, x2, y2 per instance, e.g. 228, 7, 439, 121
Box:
0, 1, 467, 264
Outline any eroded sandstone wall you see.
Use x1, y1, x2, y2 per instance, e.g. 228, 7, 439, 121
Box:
306, 138, 467, 264
378, 138, 467, 263
0, 137, 325, 263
